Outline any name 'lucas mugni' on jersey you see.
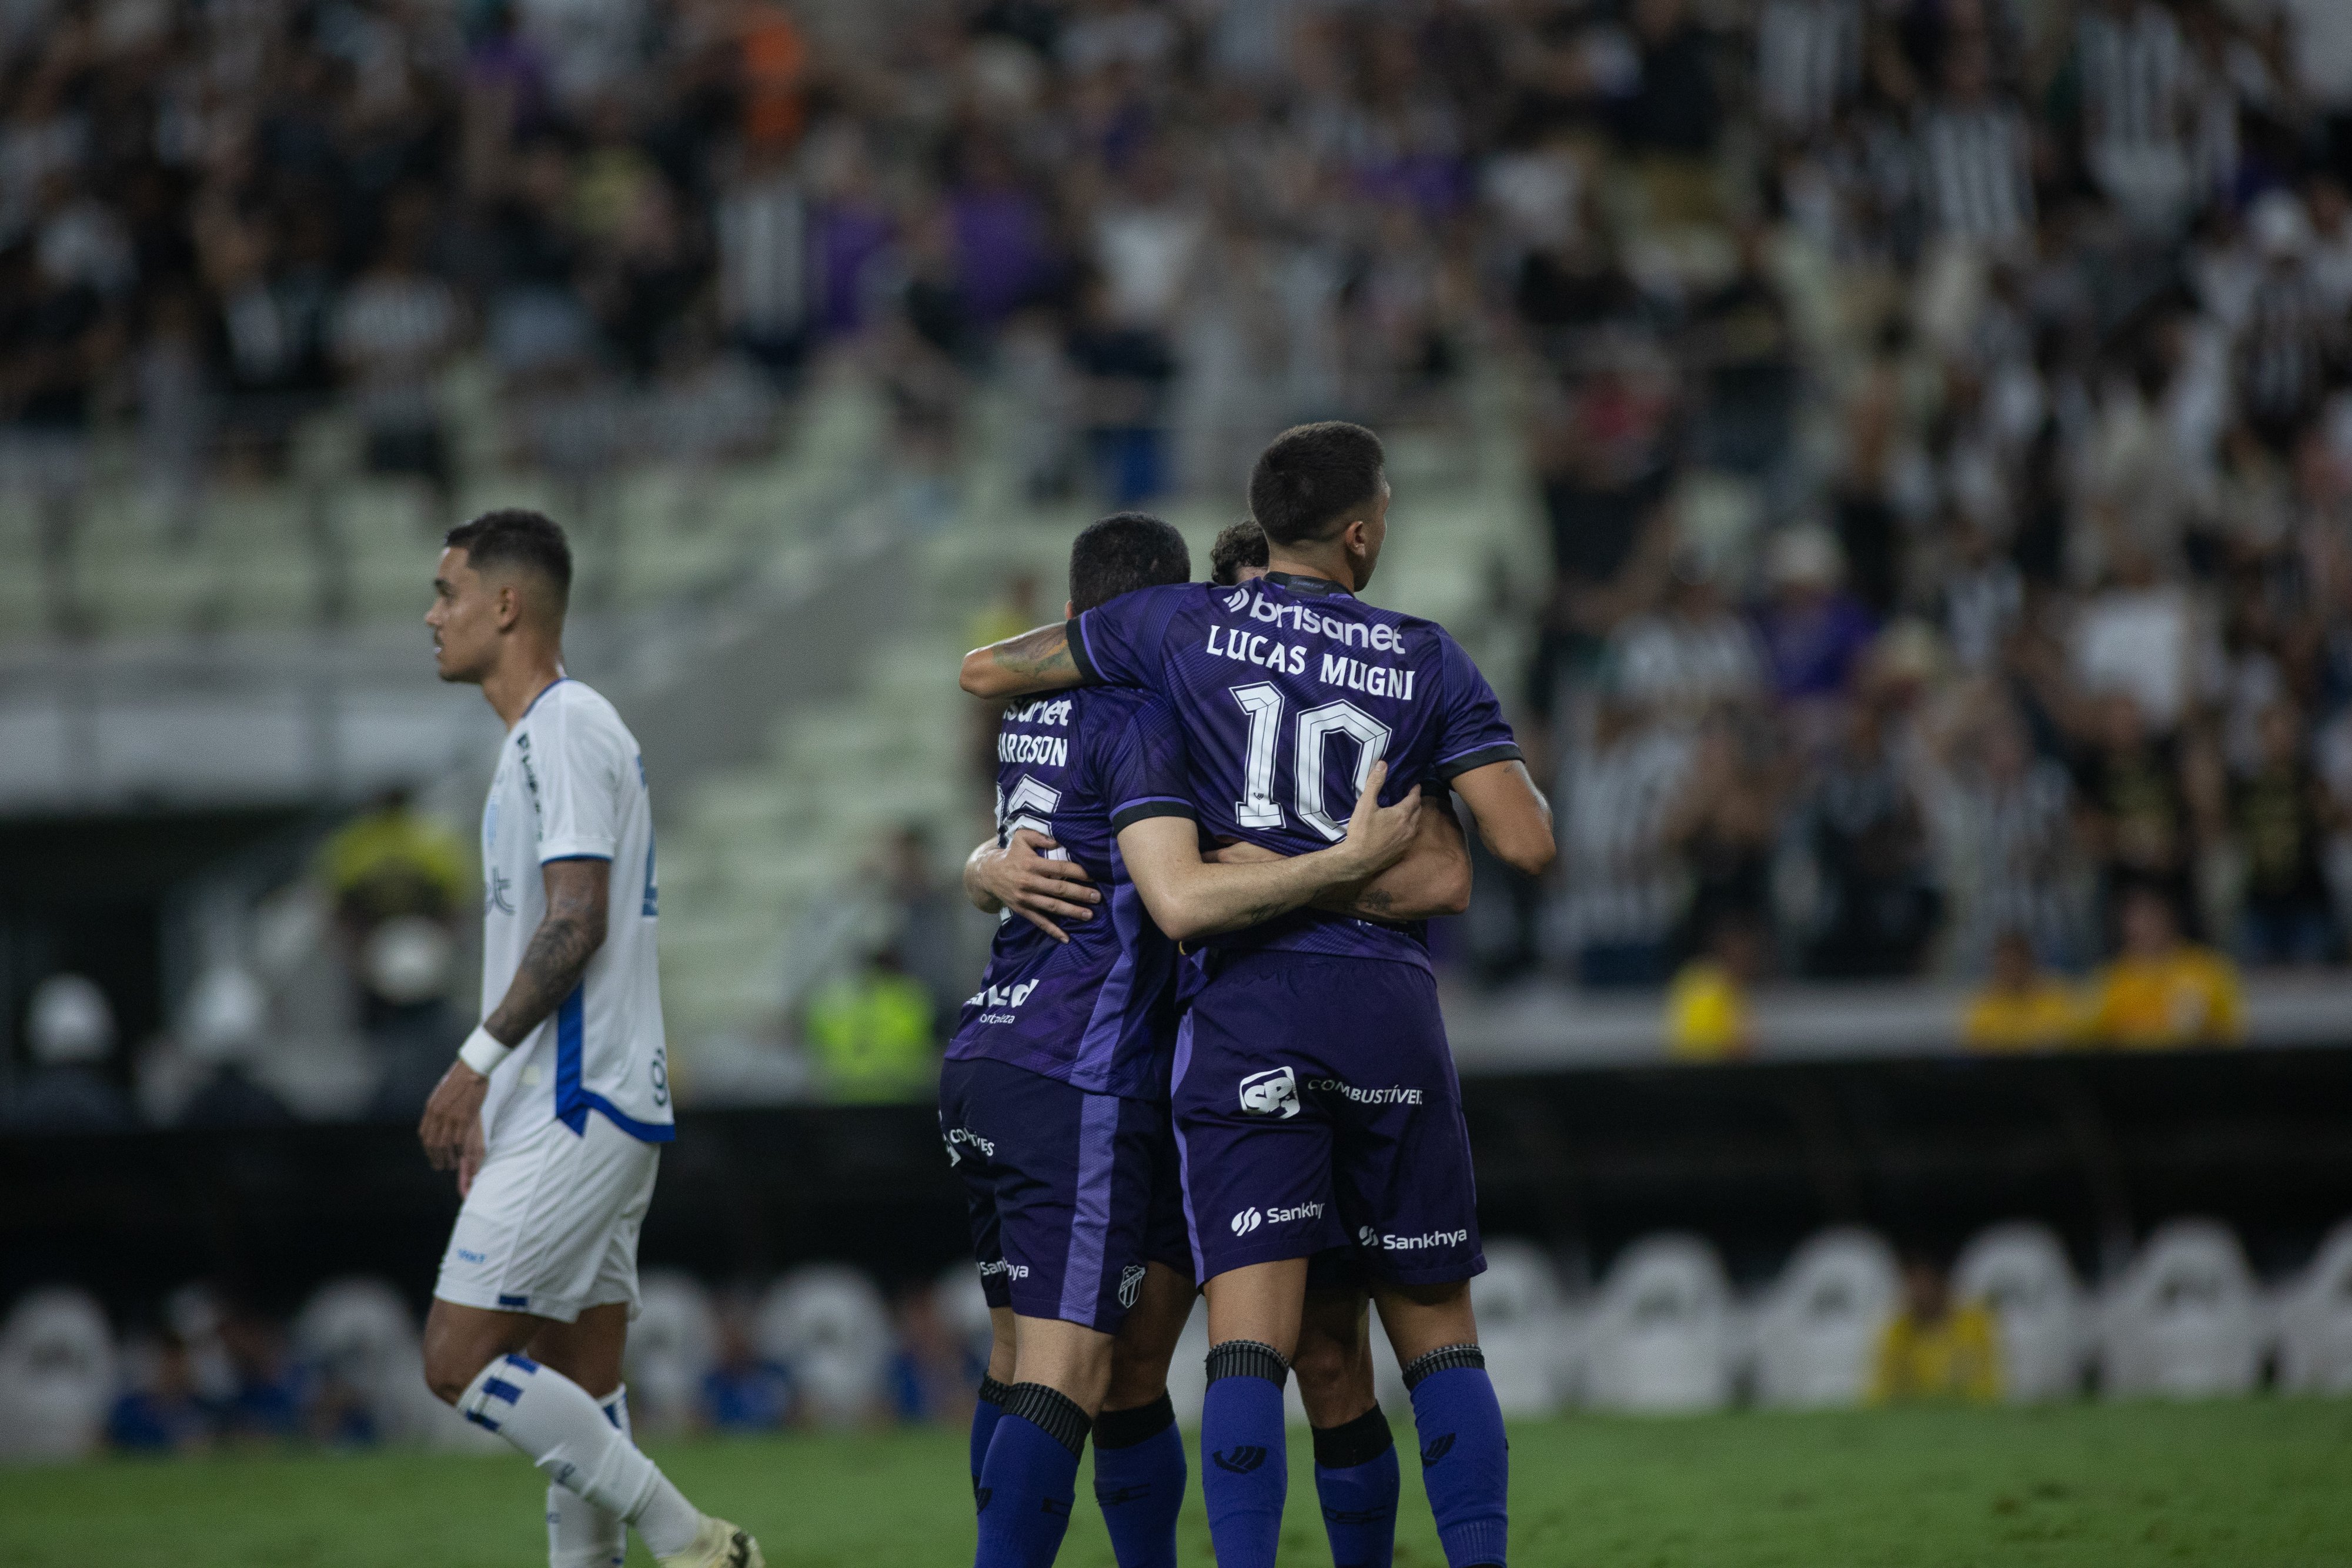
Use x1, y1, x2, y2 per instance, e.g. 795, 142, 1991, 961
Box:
1205, 588, 1418, 698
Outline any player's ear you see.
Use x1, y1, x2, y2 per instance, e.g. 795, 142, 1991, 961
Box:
1064, 599, 1075, 620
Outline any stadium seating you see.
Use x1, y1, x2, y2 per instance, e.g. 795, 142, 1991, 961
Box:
290, 1277, 444, 1444
931, 1262, 997, 1381
1465, 1239, 1581, 1416
1750, 1228, 1901, 1409
624, 1271, 721, 1435
754, 1265, 895, 1428
2098, 1219, 2268, 1399
1584, 1233, 1738, 1413
1953, 1222, 2093, 1403
2275, 1220, 2352, 1395
0, 1286, 118, 1460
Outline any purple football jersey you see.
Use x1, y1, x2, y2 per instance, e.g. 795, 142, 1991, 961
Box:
946, 687, 1195, 1101
1069, 570, 1522, 969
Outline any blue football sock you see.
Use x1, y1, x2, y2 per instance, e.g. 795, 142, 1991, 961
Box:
972, 1376, 1014, 1505
975, 1385, 1090, 1568
1092, 1392, 1185, 1568
1405, 1347, 1509, 1568
1313, 1404, 1400, 1568
1201, 1341, 1291, 1568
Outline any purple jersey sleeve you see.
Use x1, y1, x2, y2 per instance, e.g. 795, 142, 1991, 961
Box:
1101, 695, 1197, 833
1429, 627, 1524, 781
1068, 585, 1193, 693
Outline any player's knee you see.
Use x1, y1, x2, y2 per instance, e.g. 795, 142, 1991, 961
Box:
422, 1343, 486, 1406
1289, 1329, 1351, 1392
420, 1310, 505, 1405
1293, 1334, 1374, 1416
1104, 1348, 1167, 1410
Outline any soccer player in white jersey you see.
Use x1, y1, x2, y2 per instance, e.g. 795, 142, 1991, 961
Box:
415, 509, 761, 1568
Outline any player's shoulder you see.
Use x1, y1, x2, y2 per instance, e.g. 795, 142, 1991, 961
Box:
527, 679, 639, 750
1074, 684, 1173, 747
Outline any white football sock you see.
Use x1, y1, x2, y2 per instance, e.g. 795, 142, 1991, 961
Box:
462, 1356, 703, 1559
547, 1385, 631, 1568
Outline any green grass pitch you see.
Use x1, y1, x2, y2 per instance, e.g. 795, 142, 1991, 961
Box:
8, 1400, 2350, 1566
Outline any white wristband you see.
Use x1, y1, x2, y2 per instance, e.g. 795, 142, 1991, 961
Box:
458, 1026, 513, 1078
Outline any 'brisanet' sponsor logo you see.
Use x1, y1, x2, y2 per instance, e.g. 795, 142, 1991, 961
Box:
1238, 1066, 1299, 1119
1243, 592, 1408, 653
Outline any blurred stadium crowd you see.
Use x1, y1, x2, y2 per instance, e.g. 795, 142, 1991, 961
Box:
14, 0, 2352, 949
11, 1216, 2352, 1460
13, 0, 2352, 1105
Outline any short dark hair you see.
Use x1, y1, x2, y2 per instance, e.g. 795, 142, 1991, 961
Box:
1210, 520, 1268, 586
445, 509, 573, 605
1068, 511, 1191, 613
1247, 422, 1385, 547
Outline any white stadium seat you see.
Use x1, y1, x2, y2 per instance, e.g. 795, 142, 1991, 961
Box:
756, 1265, 894, 1428
2275, 1219, 2352, 1395
0, 1287, 119, 1461
1953, 1222, 2090, 1403
2098, 1219, 2266, 1399
1751, 1228, 1900, 1409
1467, 1239, 1579, 1417
933, 1261, 997, 1379
290, 1277, 445, 1443
1585, 1234, 1736, 1413
625, 1271, 720, 1435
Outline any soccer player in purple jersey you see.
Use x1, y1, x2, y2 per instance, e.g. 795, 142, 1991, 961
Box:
944, 511, 1472, 1568
960, 424, 1556, 1568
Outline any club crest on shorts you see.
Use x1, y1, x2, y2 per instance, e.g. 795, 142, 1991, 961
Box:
1238, 1065, 1299, 1119
1118, 1264, 1147, 1308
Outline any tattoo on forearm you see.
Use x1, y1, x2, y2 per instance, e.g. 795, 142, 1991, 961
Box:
1354, 887, 1399, 917
484, 884, 604, 1045
991, 626, 1074, 684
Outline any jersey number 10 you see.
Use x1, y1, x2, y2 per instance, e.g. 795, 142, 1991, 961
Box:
1230, 683, 1392, 842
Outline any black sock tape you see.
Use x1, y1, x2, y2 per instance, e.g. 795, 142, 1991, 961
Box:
1094, 1390, 1176, 1450
1311, 1403, 1395, 1470
1004, 1381, 1094, 1458
1401, 1342, 1485, 1391
1205, 1339, 1291, 1388
977, 1375, 1017, 1409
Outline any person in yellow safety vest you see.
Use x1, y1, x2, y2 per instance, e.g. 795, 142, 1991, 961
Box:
1666, 915, 1762, 1061
2086, 885, 2244, 1048
1870, 1255, 2002, 1404
804, 951, 938, 1102
1962, 931, 2083, 1051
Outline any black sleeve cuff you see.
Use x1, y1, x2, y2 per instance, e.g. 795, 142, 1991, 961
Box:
1110, 799, 1197, 834
1433, 743, 1524, 781
1064, 617, 1100, 684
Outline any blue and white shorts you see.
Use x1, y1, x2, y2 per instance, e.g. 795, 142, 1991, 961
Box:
433, 1111, 659, 1323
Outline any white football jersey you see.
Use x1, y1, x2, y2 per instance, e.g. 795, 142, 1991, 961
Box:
476, 678, 671, 1149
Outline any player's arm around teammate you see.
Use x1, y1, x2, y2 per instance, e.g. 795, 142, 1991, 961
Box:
965, 827, 1101, 942
983, 778, 1472, 948
1117, 760, 1418, 942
